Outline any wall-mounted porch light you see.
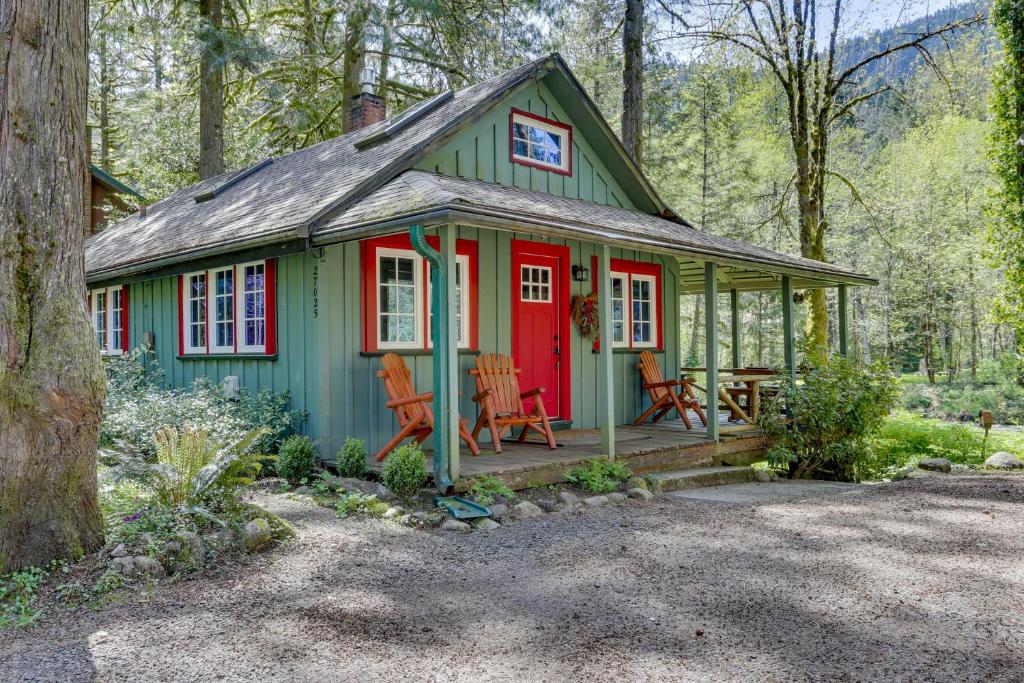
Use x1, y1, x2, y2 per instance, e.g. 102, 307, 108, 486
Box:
571, 264, 590, 282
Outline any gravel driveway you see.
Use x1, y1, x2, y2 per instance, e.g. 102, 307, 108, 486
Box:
3, 474, 1023, 682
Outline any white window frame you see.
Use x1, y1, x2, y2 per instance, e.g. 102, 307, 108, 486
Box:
210, 265, 235, 353
376, 247, 424, 350
90, 285, 124, 356
609, 272, 628, 348
427, 253, 471, 349
630, 274, 657, 348
511, 111, 570, 174
182, 270, 208, 355
236, 260, 268, 354
520, 265, 553, 303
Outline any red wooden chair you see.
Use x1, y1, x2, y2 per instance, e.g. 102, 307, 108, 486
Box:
634, 350, 707, 429
468, 353, 557, 453
374, 353, 480, 461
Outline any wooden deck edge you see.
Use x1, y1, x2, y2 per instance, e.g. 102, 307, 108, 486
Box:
453, 435, 771, 492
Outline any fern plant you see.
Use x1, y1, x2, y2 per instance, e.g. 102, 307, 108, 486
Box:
146, 427, 269, 508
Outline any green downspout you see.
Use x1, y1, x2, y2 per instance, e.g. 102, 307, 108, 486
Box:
409, 224, 454, 494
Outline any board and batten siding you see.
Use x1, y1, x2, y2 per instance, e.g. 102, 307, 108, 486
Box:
416, 81, 637, 211
315, 225, 679, 459
126, 251, 322, 445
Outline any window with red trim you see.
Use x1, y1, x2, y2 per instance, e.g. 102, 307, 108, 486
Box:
361, 234, 478, 352
179, 258, 276, 356
89, 284, 129, 355
509, 108, 572, 176
592, 257, 663, 350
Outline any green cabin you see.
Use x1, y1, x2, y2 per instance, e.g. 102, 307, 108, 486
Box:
85, 54, 874, 490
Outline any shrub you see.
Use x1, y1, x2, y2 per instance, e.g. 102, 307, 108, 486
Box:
761, 355, 899, 481
566, 458, 631, 494
335, 438, 368, 478
381, 444, 428, 501
100, 355, 304, 460
277, 435, 317, 482
468, 474, 516, 506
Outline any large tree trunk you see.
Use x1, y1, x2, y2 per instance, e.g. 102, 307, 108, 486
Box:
0, 0, 107, 572
621, 0, 643, 166
199, 0, 224, 179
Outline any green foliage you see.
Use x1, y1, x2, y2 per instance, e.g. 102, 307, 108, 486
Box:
0, 561, 68, 630
865, 411, 997, 478
381, 444, 428, 502
148, 427, 268, 508
566, 458, 632, 494
277, 435, 317, 483
468, 474, 516, 506
101, 356, 304, 460
762, 356, 899, 481
334, 438, 368, 478
987, 0, 1024, 380
334, 492, 380, 518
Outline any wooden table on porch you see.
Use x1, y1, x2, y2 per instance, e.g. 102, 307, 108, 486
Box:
683, 370, 780, 434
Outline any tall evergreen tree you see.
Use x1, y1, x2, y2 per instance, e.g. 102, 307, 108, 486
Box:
0, 0, 107, 571
988, 0, 1024, 383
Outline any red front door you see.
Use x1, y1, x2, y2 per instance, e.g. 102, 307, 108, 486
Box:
511, 240, 570, 420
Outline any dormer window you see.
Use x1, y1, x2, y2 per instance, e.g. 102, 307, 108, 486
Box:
509, 109, 572, 175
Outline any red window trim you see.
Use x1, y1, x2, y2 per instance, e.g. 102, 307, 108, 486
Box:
121, 285, 130, 353
508, 108, 573, 177
177, 258, 277, 357
590, 255, 664, 351
361, 233, 479, 353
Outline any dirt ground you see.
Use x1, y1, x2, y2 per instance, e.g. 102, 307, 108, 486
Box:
3, 474, 1023, 682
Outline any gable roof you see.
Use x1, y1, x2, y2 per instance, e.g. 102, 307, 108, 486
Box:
88, 54, 672, 280
315, 170, 875, 286
85, 53, 872, 289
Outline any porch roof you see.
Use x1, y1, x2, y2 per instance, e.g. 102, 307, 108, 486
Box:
314, 170, 876, 288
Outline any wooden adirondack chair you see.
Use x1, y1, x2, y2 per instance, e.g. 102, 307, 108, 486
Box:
469, 353, 557, 453
634, 350, 707, 429
374, 353, 480, 462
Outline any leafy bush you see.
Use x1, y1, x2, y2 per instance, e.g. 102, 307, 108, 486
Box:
762, 356, 899, 481
101, 354, 304, 460
335, 438, 368, 478
566, 458, 632, 494
277, 435, 317, 482
468, 474, 516, 506
381, 444, 428, 501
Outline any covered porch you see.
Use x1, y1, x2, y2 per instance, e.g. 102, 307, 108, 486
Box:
392, 220, 867, 493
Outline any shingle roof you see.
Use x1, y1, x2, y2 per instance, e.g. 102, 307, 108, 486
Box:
316, 170, 875, 284
85, 55, 551, 278
84, 53, 874, 287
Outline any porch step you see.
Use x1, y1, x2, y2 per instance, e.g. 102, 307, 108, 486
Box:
649, 465, 756, 492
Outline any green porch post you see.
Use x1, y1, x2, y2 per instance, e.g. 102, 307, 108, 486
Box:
705, 263, 719, 441
782, 276, 796, 381
730, 288, 741, 370
597, 244, 616, 458
838, 284, 850, 357
409, 223, 457, 493
441, 224, 460, 481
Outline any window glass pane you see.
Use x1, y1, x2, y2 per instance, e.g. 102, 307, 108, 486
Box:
546, 149, 561, 165
612, 322, 624, 342
381, 257, 397, 284
513, 123, 529, 140
530, 144, 545, 161
397, 258, 414, 284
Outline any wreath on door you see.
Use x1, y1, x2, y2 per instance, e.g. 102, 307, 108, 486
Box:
571, 294, 600, 341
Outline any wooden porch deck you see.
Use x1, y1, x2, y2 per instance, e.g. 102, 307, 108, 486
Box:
367, 414, 768, 491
